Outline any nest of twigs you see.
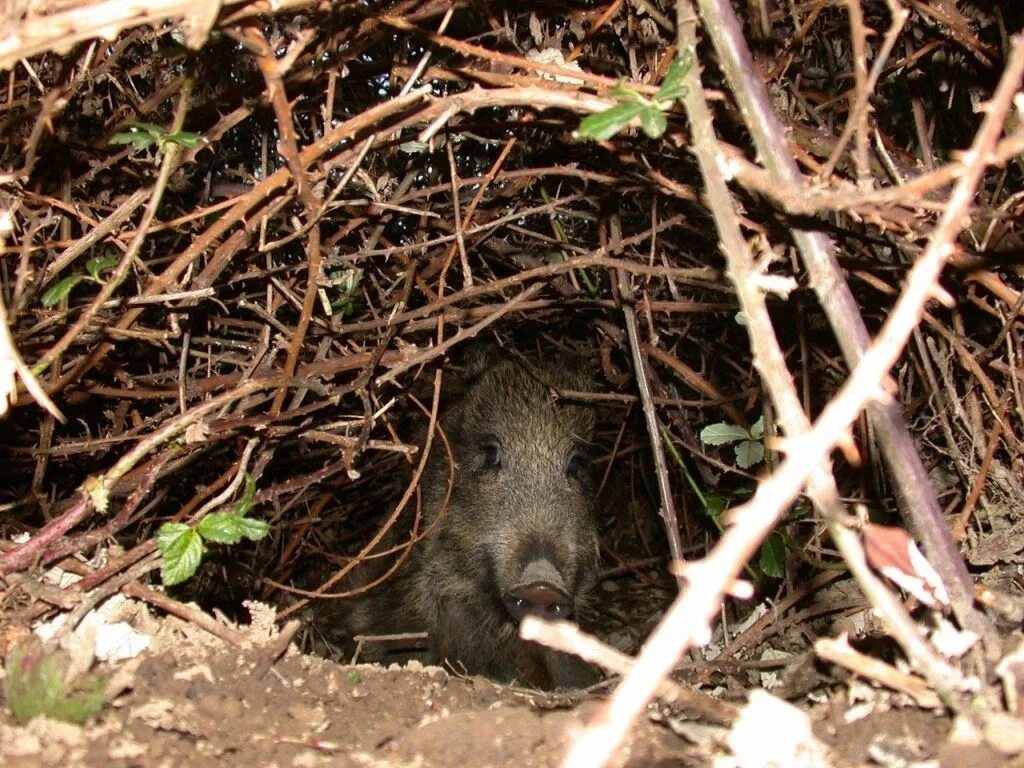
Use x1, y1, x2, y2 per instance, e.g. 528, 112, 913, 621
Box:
2, 0, 1024, 753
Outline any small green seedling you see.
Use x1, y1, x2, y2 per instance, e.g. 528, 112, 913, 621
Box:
662, 423, 784, 580
575, 51, 692, 141
41, 255, 119, 308
109, 120, 203, 152
3, 641, 107, 725
156, 474, 270, 586
325, 268, 363, 317
700, 415, 766, 470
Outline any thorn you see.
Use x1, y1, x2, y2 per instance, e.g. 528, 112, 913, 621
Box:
930, 283, 956, 308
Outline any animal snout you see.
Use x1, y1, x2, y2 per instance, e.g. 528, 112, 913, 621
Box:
504, 581, 573, 622
504, 557, 573, 622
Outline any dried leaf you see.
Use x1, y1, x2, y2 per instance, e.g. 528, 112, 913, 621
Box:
862, 524, 949, 607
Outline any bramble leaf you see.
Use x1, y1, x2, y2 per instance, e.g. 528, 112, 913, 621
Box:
110, 121, 201, 151
229, 474, 258, 517
759, 532, 786, 579
608, 83, 644, 103
734, 439, 765, 469
41, 275, 85, 307
575, 102, 646, 141
704, 491, 727, 522
236, 516, 270, 542
700, 422, 751, 446
638, 105, 667, 138
197, 512, 244, 545
85, 255, 119, 280
656, 53, 692, 103
162, 130, 203, 148
156, 523, 204, 586
109, 130, 158, 150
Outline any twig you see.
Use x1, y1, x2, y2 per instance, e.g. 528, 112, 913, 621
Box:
374, 283, 545, 385
953, 399, 1009, 542
820, 1, 910, 181
0, 292, 63, 422
0, 0, 359, 70
520, 617, 737, 724
124, 582, 249, 648
253, 619, 302, 678
815, 635, 942, 708
613, 243, 686, 589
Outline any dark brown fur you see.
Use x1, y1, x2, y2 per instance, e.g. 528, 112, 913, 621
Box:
343, 353, 600, 688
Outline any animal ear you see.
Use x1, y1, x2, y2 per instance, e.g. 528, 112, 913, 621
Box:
431, 341, 502, 415
535, 354, 596, 395
453, 341, 502, 389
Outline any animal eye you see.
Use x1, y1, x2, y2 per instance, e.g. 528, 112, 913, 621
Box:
481, 442, 501, 469
566, 450, 590, 477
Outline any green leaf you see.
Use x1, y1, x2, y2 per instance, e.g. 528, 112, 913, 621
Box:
328, 268, 363, 316
399, 140, 430, 154
156, 523, 204, 586
735, 439, 765, 469
704, 491, 727, 522
759, 532, 786, 579
109, 131, 158, 150
638, 105, 667, 138
85, 255, 119, 280
236, 516, 270, 542
608, 83, 645, 103
156, 521, 191, 549
335, 267, 362, 295
700, 422, 751, 446
229, 474, 258, 517
112, 121, 202, 151
46, 673, 108, 725
162, 130, 202, 148
575, 102, 646, 141
331, 297, 355, 316
41, 275, 85, 307
4, 642, 107, 725
197, 512, 244, 545
749, 415, 765, 440
125, 120, 167, 134
656, 54, 692, 103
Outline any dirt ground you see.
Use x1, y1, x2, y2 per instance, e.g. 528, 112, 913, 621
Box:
1, 593, 1006, 768
0, 598, 694, 768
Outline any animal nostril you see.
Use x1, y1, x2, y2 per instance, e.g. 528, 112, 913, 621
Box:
545, 601, 571, 619
504, 581, 572, 622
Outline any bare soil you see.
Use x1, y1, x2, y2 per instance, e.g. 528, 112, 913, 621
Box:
1, 598, 1003, 768
0, 607, 692, 768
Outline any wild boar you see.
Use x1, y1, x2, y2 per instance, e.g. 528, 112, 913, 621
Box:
343, 350, 600, 688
